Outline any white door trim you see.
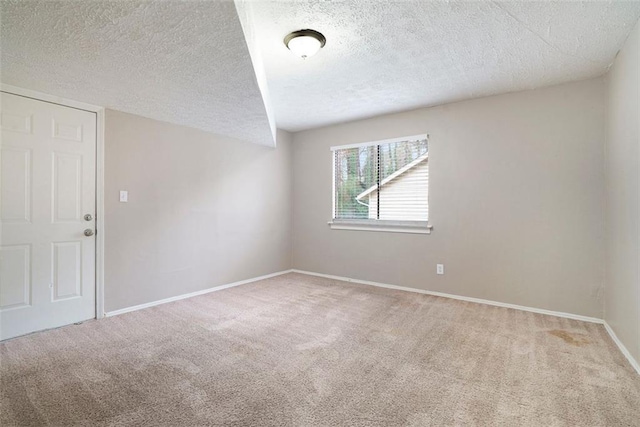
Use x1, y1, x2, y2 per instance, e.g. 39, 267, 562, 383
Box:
1, 84, 106, 319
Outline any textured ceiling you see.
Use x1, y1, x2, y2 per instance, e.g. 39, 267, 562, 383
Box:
248, 0, 640, 132
0, 0, 276, 146
2, 1, 639, 139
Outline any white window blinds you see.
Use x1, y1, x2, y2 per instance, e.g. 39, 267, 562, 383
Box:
333, 135, 429, 222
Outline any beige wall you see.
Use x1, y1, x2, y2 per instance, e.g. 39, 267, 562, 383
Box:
104, 110, 292, 312
292, 78, 606, 318
605, 20, 639, 364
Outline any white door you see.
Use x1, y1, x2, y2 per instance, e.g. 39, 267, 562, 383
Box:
0, 92, 96, 340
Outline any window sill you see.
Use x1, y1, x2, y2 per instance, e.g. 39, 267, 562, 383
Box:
328, 220, 432, 234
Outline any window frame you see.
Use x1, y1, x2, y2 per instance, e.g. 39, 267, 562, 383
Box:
329, 134, 432, 235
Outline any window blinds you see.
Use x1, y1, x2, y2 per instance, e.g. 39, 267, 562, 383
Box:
333, 136, 429, 222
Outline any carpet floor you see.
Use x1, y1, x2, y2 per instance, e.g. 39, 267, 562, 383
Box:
1, 272, 639, 426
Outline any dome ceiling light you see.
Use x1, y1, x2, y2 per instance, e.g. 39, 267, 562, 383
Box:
284, 29, 326, 59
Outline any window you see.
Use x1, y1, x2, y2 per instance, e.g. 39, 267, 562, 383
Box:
330, 134, 430, 234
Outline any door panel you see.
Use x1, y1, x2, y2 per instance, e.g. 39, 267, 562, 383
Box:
0, 92, 96, 340
0, 245, 31, 309
0, 111, 32, 134
52, 241, 83, 301
52, 153, 83, 223
52, 119, 83, 142
0, 148, 31, 222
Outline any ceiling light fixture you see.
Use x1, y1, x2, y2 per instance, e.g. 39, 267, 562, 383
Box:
284, 29, 326, 59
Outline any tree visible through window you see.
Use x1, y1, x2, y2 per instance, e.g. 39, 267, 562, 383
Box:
333, 135, 429, 222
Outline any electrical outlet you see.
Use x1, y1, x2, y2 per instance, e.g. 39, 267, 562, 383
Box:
436, 264, 444, 275
119, 190, 128, 202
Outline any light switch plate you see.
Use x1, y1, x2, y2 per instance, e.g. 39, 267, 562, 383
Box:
119, 190, 128, 202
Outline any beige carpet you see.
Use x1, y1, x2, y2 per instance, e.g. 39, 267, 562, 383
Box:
1, 272, 639, 426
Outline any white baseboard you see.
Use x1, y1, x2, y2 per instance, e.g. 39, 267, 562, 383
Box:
292, 269, 640, 376
104, 269, 293, 317
103, 267, 639, 376
291, 269, 603, 324
603, 322, 640, 375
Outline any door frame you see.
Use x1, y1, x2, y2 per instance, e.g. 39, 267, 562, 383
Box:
1, 84, 106, 319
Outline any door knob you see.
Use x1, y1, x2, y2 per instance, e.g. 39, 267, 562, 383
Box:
84, 229, 94, 237
84, 214, 93, 221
